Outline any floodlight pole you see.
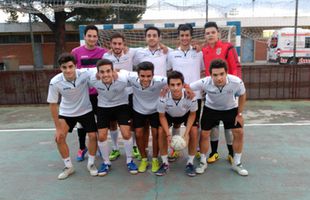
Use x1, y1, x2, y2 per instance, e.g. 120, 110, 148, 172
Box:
206, 0, 208, 22
28, 13, 37, 68
292, 0, 299, 64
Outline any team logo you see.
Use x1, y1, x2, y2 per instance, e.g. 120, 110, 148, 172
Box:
216, 48, 222, 55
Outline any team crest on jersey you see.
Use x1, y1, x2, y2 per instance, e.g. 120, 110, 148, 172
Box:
216, 48, 222, 55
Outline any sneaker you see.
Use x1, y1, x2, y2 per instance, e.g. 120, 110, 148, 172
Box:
155, 163, 169, 176
195, 151, 201, 160
232, 163, 248, 176
196, 162, 208, 174
87, 164, 98, 176
151, 159, 160, 173
138, 159, 148, 173
109, 150, 121, 161
207, 152, 219, 163
168, 149, 180, 162
58, 167, 75, 180
98, 163, 111, 176
227, 154, 234, 165
132, 146, 141, 160
185, 163, 196, 177
76, 148, 88, 162
127, 161, 138, 175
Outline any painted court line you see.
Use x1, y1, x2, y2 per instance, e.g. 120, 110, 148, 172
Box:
0, 123, 310, 132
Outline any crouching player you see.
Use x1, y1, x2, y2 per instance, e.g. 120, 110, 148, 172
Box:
89, 59, 138, 176
47, 53, 98, 180
156, 71, 199, 177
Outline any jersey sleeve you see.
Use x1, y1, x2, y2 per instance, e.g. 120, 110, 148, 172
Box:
157, 98, 166, 113
167, 52, 173, 71
190, 78, 205, 91
235, 78, 246, 96
189, 99, 198, 112
226, 44, 242, 78
47, 81, 59, 103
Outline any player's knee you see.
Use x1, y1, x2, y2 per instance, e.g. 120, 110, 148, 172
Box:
122, 133, 131, 140
233, 128, 244, 139
88, 132, 97, 142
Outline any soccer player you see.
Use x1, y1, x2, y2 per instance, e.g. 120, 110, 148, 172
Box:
122, 61, 167, 173
167, 23, 205, 162
156, 71, 198, 177
103, 32, 140, 161
89, 59, 138, 176
47, 53, 98, 180
190, 59, 248, 176
202, 21, 242, 164
71, 25, 108, 162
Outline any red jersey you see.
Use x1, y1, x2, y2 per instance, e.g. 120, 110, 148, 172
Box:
202, 40, 242, 78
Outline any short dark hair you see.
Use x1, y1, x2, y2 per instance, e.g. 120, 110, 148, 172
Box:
84, 25, 99, 36
57, 53, 76, 66
145, 26, 161, 37
209, 59, 228, 74
204, 21, 219, 31
177, 24, 193, 36
110, 32, 125, 42
96, 59, 114, 71
167, 70, 184, 84
137, 61, 154, 75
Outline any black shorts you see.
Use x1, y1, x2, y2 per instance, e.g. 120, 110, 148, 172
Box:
195, 99, 202, 127
128, 94, 133, 114
163, 111, 198, 127
133, 110, 159, 129
200, 106, 242, 131
89, 94, 98, 115
97, 104, 131, 129
59, 111, 97, 133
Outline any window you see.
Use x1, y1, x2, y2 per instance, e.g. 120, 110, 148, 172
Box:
305, 37, 310, 48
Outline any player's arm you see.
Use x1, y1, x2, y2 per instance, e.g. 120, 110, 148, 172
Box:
159, 112, 170, 136
235, 93, 246, 126
226, 45, 242, 78
183, 111, 196, 144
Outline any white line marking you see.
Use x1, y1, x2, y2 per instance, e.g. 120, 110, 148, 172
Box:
0, 123, 309, 132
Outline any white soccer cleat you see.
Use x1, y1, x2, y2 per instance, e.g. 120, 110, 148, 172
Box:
195, 162, 208, 174
232, 163, 249, 176
58, 167, 75, 180
87, 164, 98, 176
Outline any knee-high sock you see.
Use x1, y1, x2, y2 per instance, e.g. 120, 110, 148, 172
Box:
123, 137, 133, 164
110, 130, 119, 150
97, 141, 111, 165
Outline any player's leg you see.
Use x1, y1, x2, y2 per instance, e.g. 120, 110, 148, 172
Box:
195, 99, 202, 160
55, 117, 74, 180
168, 123, 181, 162
224, 129, 234, 164
207, 124, 220, 163
128, 94, 141, 159
150, 112, 160, 173
109, 121, 121, 161
76, 125, 87, 162
185, 122, 199, 177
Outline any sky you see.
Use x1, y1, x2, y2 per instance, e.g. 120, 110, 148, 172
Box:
0, 0, 309, 23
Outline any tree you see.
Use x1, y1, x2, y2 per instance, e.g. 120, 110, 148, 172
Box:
0, 0, 146, 67
4, 10, 19, 23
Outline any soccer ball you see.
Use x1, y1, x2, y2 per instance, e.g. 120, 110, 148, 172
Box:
171, 135, 186, 151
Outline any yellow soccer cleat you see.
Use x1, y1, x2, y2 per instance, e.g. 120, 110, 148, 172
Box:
207, 153, 219, 163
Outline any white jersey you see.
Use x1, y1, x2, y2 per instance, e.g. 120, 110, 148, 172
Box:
157, 89, 198, 117
88, 72, 129, 108
133, 47, 170, 77
47, 69, 92, 117
190, 74, 246, 111
167, 46, 204, 99
121, 70, 167, 115
103, 48, 137, 94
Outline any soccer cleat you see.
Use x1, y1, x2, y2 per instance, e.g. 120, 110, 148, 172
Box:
138, 159, 148, 173
207, 152, 219, 163
168, 149, 180, 162
98, 163, 111, 176
151, 159, 160, 173
76, 148, 88, 162
127, 161, 138, 175
195, 162, 208, 174
58, 167, 75, 180
109, 149, 121, 161
185, 163, 196, 177
195, 151, 201, 160
227, 155, 234, 165
232, 163, 249, 176
87, 164, 98, 176
155, 163, 169, 176
132, 146, 141, 160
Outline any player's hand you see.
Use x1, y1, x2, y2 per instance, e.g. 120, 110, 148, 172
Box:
159, 43, 168, 54
160, 85, 169, 97
184, 84, 195, 100
123, 46, 129, 54
182, 132, 190, 147
112, 70, 118, 80
192, 40, 202, 52
96, 72, 100, 80
235, 114, 244, 127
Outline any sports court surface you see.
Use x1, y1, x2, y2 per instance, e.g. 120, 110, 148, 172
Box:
0, 100, 309, 200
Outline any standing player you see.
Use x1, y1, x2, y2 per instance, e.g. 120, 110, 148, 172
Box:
89, 59, 138, 176
122, 61, 167, 173
71, 25, 108, 162
103, 32, 140, 161
156, 71, 198, 177
47, 53, 98, 180
202, 22, 242, 164
167, 23, 205, 162
190, 59, 248, 176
